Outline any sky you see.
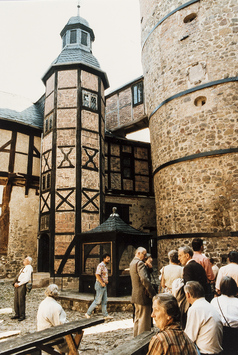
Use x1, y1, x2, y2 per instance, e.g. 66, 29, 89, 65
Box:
0, 0, 149, 141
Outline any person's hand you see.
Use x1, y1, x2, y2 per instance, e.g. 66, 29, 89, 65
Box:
14, 283, 19, 288
101, 282, 106, 287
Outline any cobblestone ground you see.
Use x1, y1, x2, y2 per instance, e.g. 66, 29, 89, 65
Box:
0, 281, 135, 354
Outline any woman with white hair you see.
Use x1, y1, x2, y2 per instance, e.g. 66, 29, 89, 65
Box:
37, 284, 68, 353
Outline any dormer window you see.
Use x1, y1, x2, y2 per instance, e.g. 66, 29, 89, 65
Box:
81, 31, 88, 46
70, 30, 77, 44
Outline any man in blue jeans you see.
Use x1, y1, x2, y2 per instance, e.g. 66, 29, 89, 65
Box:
85, 253, 113, 320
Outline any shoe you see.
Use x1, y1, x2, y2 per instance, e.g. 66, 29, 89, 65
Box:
104, 315, 113, 320
85, 313, 91, 319
11, 315, 19, 319
18, 317, 25, 322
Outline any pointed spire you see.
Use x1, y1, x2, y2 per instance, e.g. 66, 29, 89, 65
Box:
77, 0, 80, 17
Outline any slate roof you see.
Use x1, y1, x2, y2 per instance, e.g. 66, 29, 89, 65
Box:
85, 209, 152, 236
0, 91, 44, 130
52, 46, 100, 68
67, 16, 90, 27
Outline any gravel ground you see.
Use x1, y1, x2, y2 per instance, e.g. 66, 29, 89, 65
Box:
0, 281, 136, 354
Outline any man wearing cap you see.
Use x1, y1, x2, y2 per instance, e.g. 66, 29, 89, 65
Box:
11, 256, 33, 321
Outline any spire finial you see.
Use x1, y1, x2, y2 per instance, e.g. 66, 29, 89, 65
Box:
77, 0, 80, 17
110, 207, 119, 217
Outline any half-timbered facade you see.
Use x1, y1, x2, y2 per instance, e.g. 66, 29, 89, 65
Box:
0, 92, 43, 275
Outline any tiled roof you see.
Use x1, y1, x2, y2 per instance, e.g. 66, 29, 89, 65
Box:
0, 91, 43, 129
52, 47, 100, 69
85, 210, 152, 236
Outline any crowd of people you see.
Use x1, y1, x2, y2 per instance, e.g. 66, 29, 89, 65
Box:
129, 240, 238, 355
10, 242, 238, 355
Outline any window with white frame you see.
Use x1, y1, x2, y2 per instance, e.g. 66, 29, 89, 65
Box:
82, 90, 98, 111
132, 82, 143, 106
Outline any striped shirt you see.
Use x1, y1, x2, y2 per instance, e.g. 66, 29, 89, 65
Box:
147, 323, 198, 355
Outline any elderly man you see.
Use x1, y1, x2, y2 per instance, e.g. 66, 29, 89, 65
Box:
37, 284, 68, 353
184, 281, 223, 355
130, 247, 156, 337
11, 256, 33, 321
178, 246, 207, 292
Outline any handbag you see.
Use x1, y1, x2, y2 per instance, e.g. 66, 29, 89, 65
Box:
26, 272, 33, 293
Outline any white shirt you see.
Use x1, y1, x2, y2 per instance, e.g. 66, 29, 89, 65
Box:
18, 264, 33, 286
37, 296, 67, 331
162, 264, 183, 290
211, 294, 238, 327
185, 297, 223, 354
215, 263, 238, 290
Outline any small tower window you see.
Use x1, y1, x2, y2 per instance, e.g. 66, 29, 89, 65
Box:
70, 30, 77, 44
81, 31, 88, 46
194, 96, 207, 107
184, 13, 197, 23
42, 172, 51, 191
132, 82, 143, 106
82, 90, 98, 111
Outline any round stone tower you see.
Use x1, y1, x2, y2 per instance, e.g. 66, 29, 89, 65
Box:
139, 0, 238, 265
39, 15, 109, 276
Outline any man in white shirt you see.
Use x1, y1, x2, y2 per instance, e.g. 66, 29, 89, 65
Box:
37, 284, 69, 353
215, 251, 238, 294
11, 256, 33, 321
184, 281, 223, 355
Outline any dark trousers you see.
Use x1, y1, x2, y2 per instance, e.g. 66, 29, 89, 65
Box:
14, 284, 26, 318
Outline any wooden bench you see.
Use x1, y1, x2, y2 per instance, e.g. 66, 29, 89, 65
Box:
0, 317, 104, 355
106, 330, 155, 355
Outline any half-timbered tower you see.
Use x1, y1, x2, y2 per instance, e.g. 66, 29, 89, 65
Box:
39, 15, 109, 276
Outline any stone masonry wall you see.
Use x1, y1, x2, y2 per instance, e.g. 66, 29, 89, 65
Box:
140, 0, 238, 244
0, 186, 39, 278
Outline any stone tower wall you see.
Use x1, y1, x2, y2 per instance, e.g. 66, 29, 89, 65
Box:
139, 0, 238, 262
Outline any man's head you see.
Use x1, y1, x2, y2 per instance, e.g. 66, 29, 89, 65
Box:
23, 256, 32, 266
45, 284, 59, 298
178, 246, 193, 266
102, 253, 110, 264
184, 281, 204, 305
135, 247, 147, 261
228, 251, 238, 264
151, 293, 180, 330
192, 238, 203, 252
